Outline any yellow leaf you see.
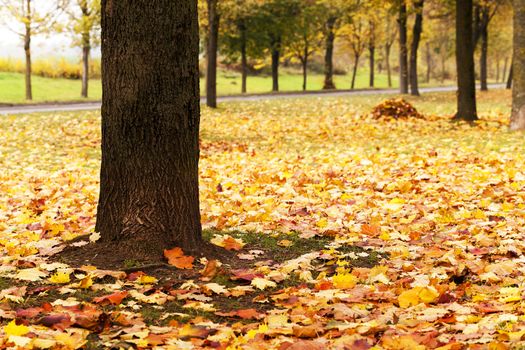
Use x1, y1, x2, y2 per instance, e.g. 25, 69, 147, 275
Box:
418, 286, 439, 304
398, 288, 421, 308
251, 277, 277, 290
137, 275, 158, 285
332, 272, 357, 289
48, 270, 71, 284
4, 320, 29, 336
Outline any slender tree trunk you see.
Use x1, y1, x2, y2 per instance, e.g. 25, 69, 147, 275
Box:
385, 44, 392, 87
206, 0, 219, 108
454, 0, 478, 121
409, 0, 424, 96
271, 39, 280, 92
398, 0, 408, 93
302, 43, 309, 91
240, 22, 247, 93
441, 49, 447, 83
479, 8, 489, 91
81, 37, 90, 98
426, 42, 431, 83
323, 16, 336, 90
507, 61, 513, 89
24, 0, 32, 101
496, 57, 500, 82
369, 40, 375, 87
502, 56, 508, 83
351, 53, 360, 90
510, 0, 525, 130
96, 0, 203, 259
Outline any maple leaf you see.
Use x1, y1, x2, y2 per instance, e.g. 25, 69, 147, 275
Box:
48, 270, 71, 284
164, 247, 194, 269
4, 320, 29, 336
251, 277, 277, 290
93, 291, 128, 305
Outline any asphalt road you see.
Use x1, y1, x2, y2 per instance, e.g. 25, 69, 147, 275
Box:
0, 84, 506, 115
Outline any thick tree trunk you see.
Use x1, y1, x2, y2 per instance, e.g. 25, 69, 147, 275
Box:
240, 22, 248, 94
510, 0, 525, 130
81, 41, 90, 98
454, 0, 478, 121
385, 44, 392, 87
409, 0, 424, 96
369, 41, 375, 87
479, 9, 489, 91
271, 42, 280, 92
206, 0, 219, 108
398, 0, 408, 94
426, 42, 431, 83
351, 53, 360, 90
323, 16, 336, 90
96, 0, 203, 258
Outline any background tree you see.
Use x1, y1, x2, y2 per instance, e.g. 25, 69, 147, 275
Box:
409, 0, 424, 96
341, 14, 367, 90
454, 0, 478, 121
206, 0, 220, 108
0, 0, 65, 100
64, 0, 100, 98
398, 0, 409, 93
95, 0, 203, 260
473, 0, 500, 91
510, 0, 525, 130
382, 4, 398, 87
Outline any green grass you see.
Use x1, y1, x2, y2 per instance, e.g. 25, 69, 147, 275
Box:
0, 68, 402, 104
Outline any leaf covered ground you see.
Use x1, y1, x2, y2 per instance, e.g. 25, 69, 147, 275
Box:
1, 90, 525, 349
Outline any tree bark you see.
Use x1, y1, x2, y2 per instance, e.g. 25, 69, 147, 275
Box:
96, 0, 203, 258
479, 7, 489, 91
510, 0, 525, 130
398, 0, 408, 94
454, 0, 478, 121
206, 0, 219, 108
81, 40, 90, 98
239, 21, 248, 94
351, 53, 360, 90
385, 44, 392, 87
24, 0, 32, 101
271, 39, 280, 92
425, 42, 431, 83
323, 16, 336, 90
409, 0, 424, 96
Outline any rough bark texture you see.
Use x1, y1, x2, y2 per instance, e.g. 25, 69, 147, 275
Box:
479, 8, 489, 91
24, 0, 32, 101
206, 0, 219, 108
454, 0, 478, 121
398, 0, 408, 94
239, 22, 247, 94
510, 0, 525, 130
96, 0, 203, 258
323, 16, 336, 90
409, 0, 424, 96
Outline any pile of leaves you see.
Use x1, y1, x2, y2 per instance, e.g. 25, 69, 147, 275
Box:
1, 91, 525, 348
371, 98, 423, 120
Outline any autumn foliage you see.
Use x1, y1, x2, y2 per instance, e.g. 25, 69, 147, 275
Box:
371, 98, 423, 120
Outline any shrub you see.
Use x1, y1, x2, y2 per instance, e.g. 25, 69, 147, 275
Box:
0, 57, 101, 80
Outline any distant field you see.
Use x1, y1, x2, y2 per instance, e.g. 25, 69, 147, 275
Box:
0, 68, 463, 104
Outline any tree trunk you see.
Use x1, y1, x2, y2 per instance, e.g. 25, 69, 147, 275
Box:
479, 8, 489, 91
351, 53, 360, 90
271, 39, 280, 92
398, 0, 408, 94
502, 56, 508, 83
369, 40, 375, 87
454, 0, 478, 121
507, 61, 513, 89
441, 50, 446, 83
496, 57, 500, 82
81, 40, 90, 98
240, 22, 248, 94
323, 16, 336, 90
206, 0, 219, 108
385, 44, 392, 87
96, 0, 203, 259
409, 0, 424, 96
426, 42, 431, 83
302, 44, 308, 91
24, 0, 32, 101
510, 0, 525, 130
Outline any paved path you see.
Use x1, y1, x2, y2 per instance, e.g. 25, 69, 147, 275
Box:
0, 84, 506, 115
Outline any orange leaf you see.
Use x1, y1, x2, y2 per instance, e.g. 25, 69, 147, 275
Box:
200, 259, 219, 281
223, 236, 243, 251
164, 247, 194, 269
93, 291, 128, 305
